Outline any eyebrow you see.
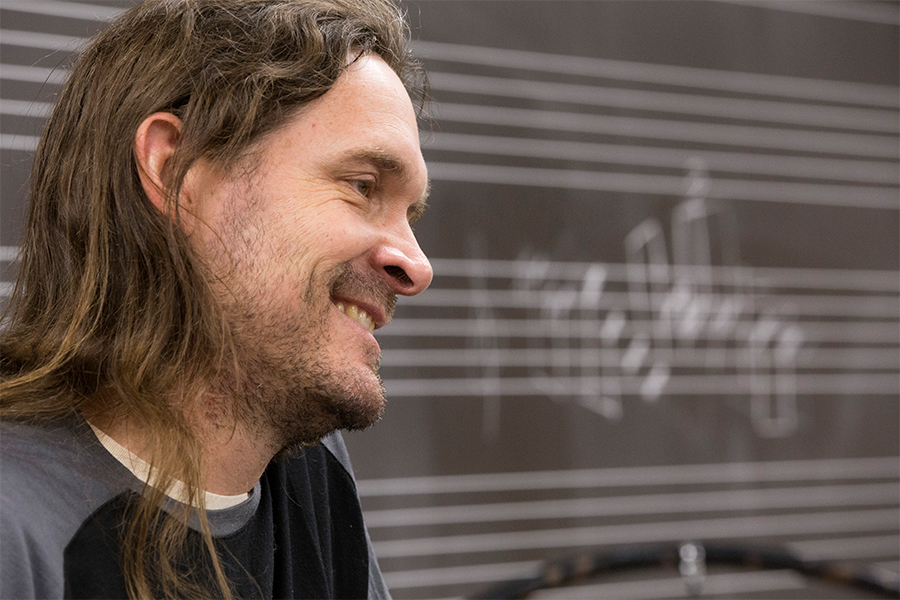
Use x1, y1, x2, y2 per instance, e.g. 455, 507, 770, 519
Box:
337, 148, 409, 180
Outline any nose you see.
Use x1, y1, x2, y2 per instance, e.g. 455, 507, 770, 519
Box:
370, 225, 433, 296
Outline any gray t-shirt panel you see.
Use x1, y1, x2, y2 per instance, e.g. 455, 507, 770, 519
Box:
0, 418, 390, 599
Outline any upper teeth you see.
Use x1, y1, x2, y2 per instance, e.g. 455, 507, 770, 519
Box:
335, 302, 375, 334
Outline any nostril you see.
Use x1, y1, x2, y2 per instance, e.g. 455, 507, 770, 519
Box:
384, 265, 413, 287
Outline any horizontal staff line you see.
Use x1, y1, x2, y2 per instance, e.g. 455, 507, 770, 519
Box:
371, 509, 900, 558
423, 132, 900, 185
721, 0, 900, 26
0, 29, 87, 52
427, 259, 900, 292
0, 64, 68, 85
0, 133, 38, 152
398, 288, 900, 317
413, 41, 899, 108
385, 566, 805, 595
427, 162, 899, 209
381, 319, 898, 344
428, 72, 898, 133
435, 104, 898, 159
1, 99, 53, 118
0, 1, 123, 21
382, 559, 542, 590
381, 347, 900, 371
356, 456, 899, 496
382, 373, 900, 397
364, 482, 899, 528
0, 246, 20, 261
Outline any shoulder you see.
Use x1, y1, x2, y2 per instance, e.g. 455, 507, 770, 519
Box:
1, 418, 129, 599
268, 431, 360, 501
320, 430, 356, 479
1, 417, 125, 503
309, 432, 393, 600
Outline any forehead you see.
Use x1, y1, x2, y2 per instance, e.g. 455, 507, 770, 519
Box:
257, 54, 426, 184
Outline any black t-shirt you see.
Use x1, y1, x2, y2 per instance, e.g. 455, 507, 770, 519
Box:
0, 417, 390, 599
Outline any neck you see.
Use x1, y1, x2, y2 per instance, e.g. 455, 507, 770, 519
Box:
195, 420, 279, 495
83, 403, 277, 497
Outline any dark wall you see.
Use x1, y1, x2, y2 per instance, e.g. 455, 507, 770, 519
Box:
1, 2, 897, 598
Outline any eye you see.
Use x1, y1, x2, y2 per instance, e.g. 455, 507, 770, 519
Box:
350, 178, 375, 197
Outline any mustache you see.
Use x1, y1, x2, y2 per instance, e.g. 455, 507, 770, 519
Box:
328, 263, 398, 322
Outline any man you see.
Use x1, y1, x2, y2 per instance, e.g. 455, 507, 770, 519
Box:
0, 0, 432, 598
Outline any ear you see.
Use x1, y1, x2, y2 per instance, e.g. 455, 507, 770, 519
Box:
134, 112, 183, 213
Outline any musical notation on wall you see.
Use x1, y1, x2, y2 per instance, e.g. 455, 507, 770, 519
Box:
378, 160, 899, 440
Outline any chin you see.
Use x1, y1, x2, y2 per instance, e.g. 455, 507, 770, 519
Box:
329, 373, 388, 431
337, 396, 386, 432
276, 397, 385, 455
271, 368, 387, 450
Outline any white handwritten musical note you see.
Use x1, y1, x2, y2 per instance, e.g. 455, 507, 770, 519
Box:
441, 159, 810, 438
625, 218, 673, 402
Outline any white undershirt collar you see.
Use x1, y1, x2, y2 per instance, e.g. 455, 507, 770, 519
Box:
88, 422, 250, 510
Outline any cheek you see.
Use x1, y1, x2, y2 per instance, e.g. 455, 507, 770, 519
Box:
262, 218, 329, 282
215, 188, 369, 297
250, 217, 356, 311
274, 208, 365, 269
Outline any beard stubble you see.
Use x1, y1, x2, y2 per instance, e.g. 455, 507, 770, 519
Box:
212, 259, 395, 451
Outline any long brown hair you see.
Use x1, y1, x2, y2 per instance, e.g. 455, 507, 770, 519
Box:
0, 0, 426, 597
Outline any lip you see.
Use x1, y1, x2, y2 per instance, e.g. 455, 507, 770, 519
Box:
331, 295, 389, 331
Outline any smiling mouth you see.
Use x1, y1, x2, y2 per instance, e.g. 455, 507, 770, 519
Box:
334, 301, 376, 334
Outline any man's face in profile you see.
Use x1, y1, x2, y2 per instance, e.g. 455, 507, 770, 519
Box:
189, 53, 432, 448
